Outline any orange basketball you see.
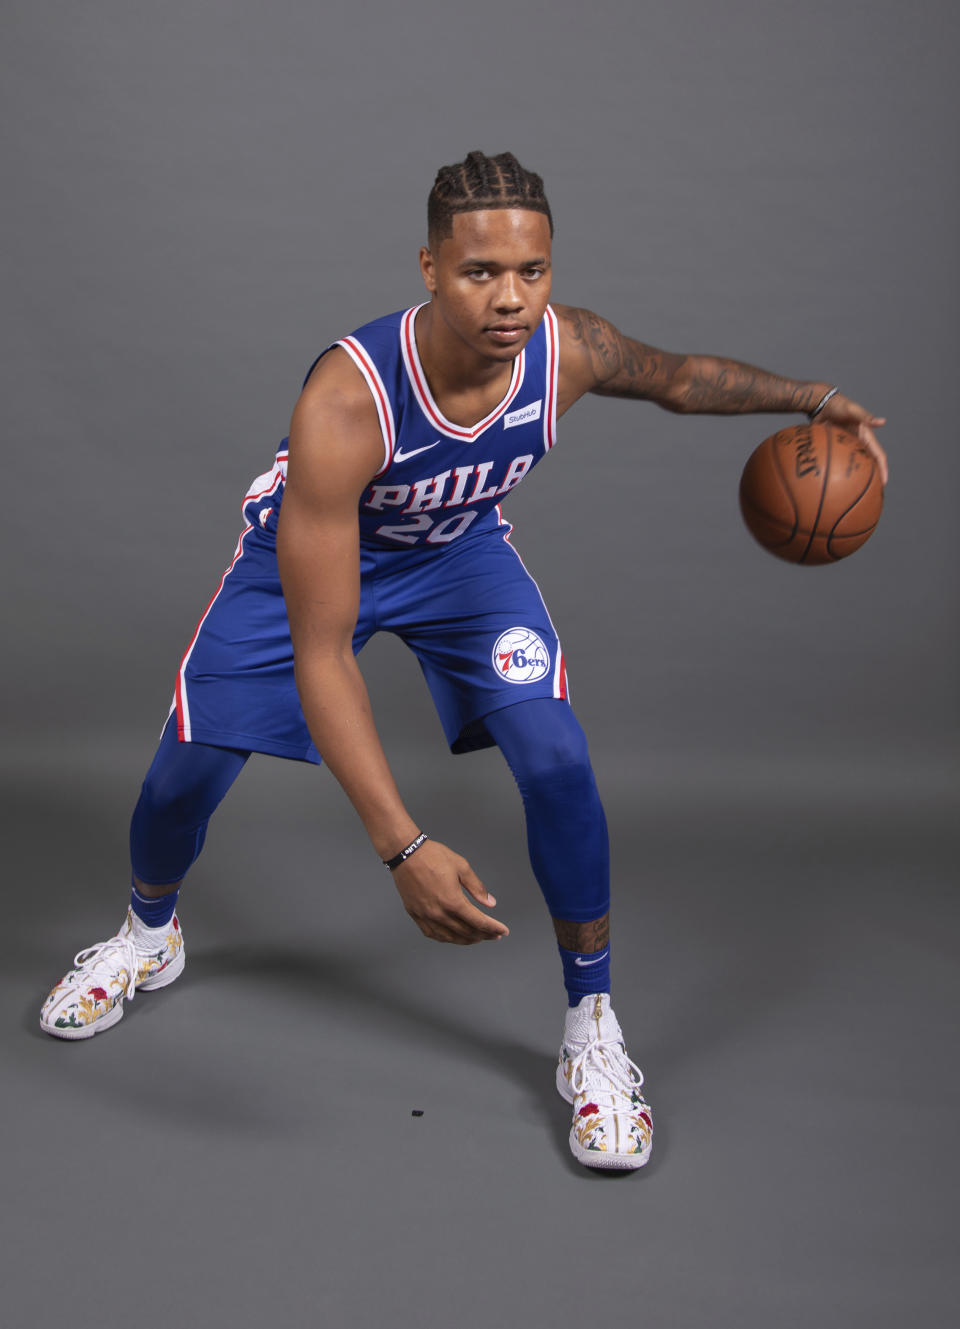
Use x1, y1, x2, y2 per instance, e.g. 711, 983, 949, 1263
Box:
738, 422, 884, 565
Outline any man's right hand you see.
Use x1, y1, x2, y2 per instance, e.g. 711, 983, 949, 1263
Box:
391, 840, 509, 945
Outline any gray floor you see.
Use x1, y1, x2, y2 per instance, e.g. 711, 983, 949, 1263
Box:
4, 737, 957, 1328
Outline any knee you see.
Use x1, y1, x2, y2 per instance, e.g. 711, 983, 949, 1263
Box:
515, 727, 596, 802
137, 748, 226, 823
137, 768, 205, 822
136, 735, 245, 825
490, 701, 593, 788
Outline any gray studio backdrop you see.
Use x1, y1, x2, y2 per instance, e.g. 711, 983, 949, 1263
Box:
2, 3, 957, 1329
5, 0, 955, 787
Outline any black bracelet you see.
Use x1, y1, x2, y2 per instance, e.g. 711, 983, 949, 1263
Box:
808, 386, 838, 420
383, 832, 428, 870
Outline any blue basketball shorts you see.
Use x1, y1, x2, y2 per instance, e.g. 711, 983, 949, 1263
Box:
173, 515, 570, 760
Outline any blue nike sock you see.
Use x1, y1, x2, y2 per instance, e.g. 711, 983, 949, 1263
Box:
557, 943, 611, 1007
130, 884, 179, 930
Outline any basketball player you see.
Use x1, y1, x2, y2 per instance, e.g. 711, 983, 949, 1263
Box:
40, 152, 887, 1171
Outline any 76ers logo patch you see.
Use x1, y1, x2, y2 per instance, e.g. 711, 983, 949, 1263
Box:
492, 627, 550, 684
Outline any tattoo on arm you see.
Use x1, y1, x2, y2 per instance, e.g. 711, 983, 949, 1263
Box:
559, 305, 827, 415
564, 307, 623, 380
562, 305, 685, 401
552, 913, 610, 954
673, 358, 826, 415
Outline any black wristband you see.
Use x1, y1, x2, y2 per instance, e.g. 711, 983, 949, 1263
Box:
383, 832, 428, 870
808, 386, 838, 420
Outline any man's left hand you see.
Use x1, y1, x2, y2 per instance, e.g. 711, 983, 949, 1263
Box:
817, 393, 888, 485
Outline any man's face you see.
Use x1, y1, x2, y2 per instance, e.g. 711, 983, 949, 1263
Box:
419, 208, 553, 363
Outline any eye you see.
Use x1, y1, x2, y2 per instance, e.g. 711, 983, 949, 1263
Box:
524, 267, 545, 280
466, 268, 492, 281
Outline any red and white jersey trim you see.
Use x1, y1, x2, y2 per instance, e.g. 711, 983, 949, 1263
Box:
542, 305, 559, 452
176, 532, 248, 742
176, 461, 287, 742
336, 336, 396, 476
400, 304, 526, 441
241, 450, 288, 516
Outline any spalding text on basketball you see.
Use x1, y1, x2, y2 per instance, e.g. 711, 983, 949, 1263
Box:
794, 435, 821, 479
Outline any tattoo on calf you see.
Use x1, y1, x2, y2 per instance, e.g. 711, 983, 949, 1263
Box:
552, 913, 610, 954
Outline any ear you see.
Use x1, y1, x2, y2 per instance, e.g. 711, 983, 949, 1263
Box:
419, 245, 437, 295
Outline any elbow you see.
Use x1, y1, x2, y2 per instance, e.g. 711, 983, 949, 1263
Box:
657, 379, 690, 414
292, 639, 359, 688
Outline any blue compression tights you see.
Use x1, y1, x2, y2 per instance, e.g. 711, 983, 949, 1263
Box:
129, 720, 249, 886
129, 701, 610, 927
483, 700, 610, 924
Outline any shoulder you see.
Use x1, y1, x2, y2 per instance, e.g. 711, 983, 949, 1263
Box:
337, 306, 411, 362
348, 306, 410, 337
287, 347, 384, 492
553, 304, 621, 364
552, 302, 602, 335
552, 304, 625, 404
302, 307, 409, 388
297, 344, 378, 420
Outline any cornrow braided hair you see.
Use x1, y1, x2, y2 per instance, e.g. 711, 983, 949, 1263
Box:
427, 150, 553, 242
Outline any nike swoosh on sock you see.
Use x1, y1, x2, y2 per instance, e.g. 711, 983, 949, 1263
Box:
573, 950, 609, 967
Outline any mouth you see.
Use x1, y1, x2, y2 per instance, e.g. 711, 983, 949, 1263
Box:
484, 323, 527, 344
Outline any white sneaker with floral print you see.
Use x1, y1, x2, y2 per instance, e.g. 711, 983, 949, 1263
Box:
556, 992, 653, 1170
40, 908, 185, 1040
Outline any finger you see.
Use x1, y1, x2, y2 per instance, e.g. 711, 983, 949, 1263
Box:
449, 902, 509, 940
435, 912, 484, 943
857, 422, 883, 457
428, 928, 473, 946
424, 895, 508, 942
412, 911, 469, 944
431, 918, 489, 945
414, 905, 488, 945
858, 423, 889, 485
459, 861, 497, 908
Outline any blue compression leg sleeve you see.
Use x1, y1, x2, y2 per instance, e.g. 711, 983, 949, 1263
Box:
129, 718, 250, 887
483, 700, 611, 1002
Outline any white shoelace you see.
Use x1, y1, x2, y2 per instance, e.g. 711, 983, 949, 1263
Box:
71, 935, 140, 1000
568, 1036, 646, 1113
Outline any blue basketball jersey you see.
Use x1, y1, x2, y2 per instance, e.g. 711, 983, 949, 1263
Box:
174, 303, 570, 758
239, 303, 560, 549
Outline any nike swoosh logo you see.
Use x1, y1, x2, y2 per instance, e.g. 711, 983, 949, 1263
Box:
394, 441, 441, 465
574, 950, 609, 967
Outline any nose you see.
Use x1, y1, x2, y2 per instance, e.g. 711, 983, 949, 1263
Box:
494, 272, 524, 312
